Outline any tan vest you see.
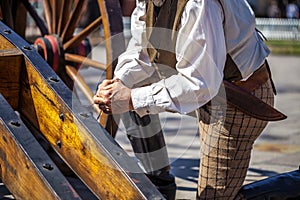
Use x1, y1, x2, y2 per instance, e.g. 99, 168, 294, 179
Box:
145, 0, 243, 81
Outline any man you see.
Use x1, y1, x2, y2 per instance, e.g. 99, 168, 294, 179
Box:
94, 0, 285, 199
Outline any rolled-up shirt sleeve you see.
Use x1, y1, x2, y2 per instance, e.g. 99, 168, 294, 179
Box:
114, 1, 156, 88
131, 0, 227, 117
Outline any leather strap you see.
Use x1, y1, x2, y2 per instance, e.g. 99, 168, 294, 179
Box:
234, 61, 270, 93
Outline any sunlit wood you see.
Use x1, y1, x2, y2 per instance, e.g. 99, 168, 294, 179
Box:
64, 53, 106, 70
19, 58, 151, 200
65, 65, 101, 115
96, 0, 115, 133
0, 0, 125, 138
0, 22, 162, 199
0, 96, 81, 200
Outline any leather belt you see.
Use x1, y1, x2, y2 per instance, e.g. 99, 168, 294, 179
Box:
233, 61, 269, 93
220, 61, 286, 121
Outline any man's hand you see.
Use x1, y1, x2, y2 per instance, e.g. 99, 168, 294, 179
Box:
93, 79, 114, 114
93, 79, 133, 114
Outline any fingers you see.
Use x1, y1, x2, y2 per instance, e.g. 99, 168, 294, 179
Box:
94, 79, 114, 103
94, 79, 130, 114
100, 79, 115, 87
93, 79, 116, 113
94, 89, 112, 102
98, 104, 111, 114
93, 95, 110, 105
93, 95, 112, 114
96, 83, 111, 96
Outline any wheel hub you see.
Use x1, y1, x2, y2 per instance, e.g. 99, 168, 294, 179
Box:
34, 35, 91, 72
34, 35, 63, 72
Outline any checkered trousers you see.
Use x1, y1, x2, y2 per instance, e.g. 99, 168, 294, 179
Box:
197, 79, 275, 200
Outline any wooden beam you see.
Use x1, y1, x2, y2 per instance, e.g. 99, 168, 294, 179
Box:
0, 94, 81, 200
0, 21, 164, 199
19, 52, 154, 200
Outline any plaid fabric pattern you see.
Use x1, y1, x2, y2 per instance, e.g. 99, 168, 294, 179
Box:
197, 79, 275, 199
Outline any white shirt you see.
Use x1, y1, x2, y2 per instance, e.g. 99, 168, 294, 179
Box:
114, 0, 270, 117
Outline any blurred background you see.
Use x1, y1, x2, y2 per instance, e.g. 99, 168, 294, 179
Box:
0, 0, 299, 199
23, 0, 300, 54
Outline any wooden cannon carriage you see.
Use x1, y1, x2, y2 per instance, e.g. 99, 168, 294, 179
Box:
0, 0, 165, 199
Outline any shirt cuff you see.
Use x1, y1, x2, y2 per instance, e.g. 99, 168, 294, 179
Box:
131, 86, 160, 117
114, 66, 136, 88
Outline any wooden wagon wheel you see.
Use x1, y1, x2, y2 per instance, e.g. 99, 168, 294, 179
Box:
0, 0, 126, 137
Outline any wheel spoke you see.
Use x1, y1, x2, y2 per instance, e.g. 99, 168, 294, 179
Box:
61, 0, 85, 42
20, 0, 48, 35
63, 16, 102, 51
64, 53, 106, 70
57, 0, 65, 36
0, 0, 14, 29
65, 65, 101, 114
57, 0, 72, 36
51, 0, 58, 33
42, 0, 52, 33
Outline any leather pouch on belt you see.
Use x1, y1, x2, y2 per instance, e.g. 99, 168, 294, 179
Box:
220, 80, 287, 121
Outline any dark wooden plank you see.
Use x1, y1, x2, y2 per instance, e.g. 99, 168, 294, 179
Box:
0, 47, 23, 110
0, 94, 82, 200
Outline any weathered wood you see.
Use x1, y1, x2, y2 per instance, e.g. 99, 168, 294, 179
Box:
19, 52, 147, 200
65, 65, 102, 115
1, 0, 126, 137
0, 46, 23, 110
0, 21, 164, 199
0, 33, 15, 50
0, 94, 82, 200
